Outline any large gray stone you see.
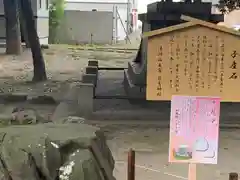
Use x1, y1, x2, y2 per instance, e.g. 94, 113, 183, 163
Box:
52, 82, 94, 121
0, 124, 115, 180
52, 83, 81, 121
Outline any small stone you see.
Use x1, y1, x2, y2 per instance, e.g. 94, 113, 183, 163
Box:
12, 108, 37, 125
61, 116, 86, 124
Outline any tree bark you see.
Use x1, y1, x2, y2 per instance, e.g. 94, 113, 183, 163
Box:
19, 7, 30, 48
3, 0, 22, 55
19, 0, 47, 82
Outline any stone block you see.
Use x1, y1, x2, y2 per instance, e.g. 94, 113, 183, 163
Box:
86, 66, 98, 75
82, 73, 97, 86
88, 60, 98, 67
77, 83, 94, 118
123, 70, 146, 99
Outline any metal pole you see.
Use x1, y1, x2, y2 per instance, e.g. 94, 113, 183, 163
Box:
126, 0, 130, 35
115, 6, 118, 43
112, 5, 115, 43
116, 8, 131, 43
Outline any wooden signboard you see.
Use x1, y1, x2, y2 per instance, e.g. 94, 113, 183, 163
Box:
145, 16, 240, 102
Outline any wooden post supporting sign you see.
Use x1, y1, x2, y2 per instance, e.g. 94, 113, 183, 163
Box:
188, 163, 196, 180
229, 173, 238, 180
128, 149, 135, 180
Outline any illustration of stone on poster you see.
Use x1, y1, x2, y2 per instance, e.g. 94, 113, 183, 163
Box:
168, 95, 220, 164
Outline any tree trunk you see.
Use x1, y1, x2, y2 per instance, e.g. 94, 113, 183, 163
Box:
3, 0, 22, 55
19, 0, 47, 82
19, 7, 30, 48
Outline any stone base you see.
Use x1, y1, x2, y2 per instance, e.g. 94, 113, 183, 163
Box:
127, 62, 146, 86
77, 83, 94, 118
123, 69, 146, 100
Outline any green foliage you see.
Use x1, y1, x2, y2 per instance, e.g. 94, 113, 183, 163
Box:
217, 0, 240, 13
49, 0, 65, 43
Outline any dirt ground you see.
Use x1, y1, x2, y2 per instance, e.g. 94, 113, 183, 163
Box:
96, 122, 240, 180
0, 45, 240, 180
0, 45, 136, 117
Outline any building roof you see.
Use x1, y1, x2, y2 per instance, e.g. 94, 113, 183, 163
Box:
143, 15, 240, 38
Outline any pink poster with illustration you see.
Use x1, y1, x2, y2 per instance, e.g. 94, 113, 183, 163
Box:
168, 95, 220, 164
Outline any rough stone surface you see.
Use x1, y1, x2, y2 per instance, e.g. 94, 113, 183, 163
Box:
0, 124, 115, 180
52, 82, 94, 121
51, 83, 80, 122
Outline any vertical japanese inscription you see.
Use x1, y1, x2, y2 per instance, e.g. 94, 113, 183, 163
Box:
214, 36, 219, 82
183, 35, 188, 76
174, 108, 181, 135
207, 39, 213, 89
188, 36, 195, 89
202, 35, 207, 88
229, 50, 239, 79
195, 36, 201, 92
156, 45, 163, 96
169, 35, 174, 89
175, 35, 180, 92
219, 38, 224, 92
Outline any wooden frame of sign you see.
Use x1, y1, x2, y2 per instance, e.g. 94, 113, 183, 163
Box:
145, 15, 240, 102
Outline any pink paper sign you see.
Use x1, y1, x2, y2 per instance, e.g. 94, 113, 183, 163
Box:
169, 95, 220, 164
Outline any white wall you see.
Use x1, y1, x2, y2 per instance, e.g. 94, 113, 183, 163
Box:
66, 0, 129, 4
65, 1, 129, 41
65, 1, 127, 11
37, 0, 49, 45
